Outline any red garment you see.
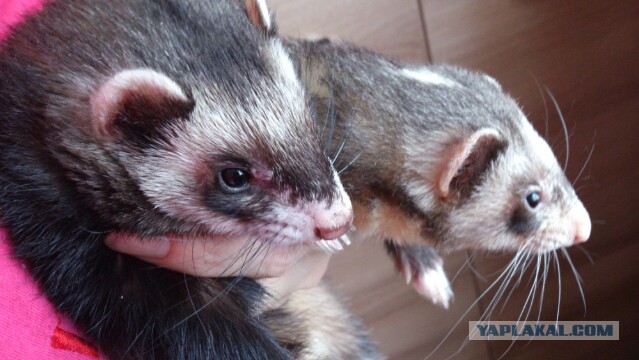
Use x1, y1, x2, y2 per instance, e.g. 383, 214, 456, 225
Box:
1, 1, 104, 358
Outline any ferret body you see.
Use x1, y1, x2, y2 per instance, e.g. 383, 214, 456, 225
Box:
0, 1, 358, 359
0, 1, 594, 357
288, 39, 591, 308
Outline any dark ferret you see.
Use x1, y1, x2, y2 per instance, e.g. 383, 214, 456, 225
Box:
288, 39, 591, 308
0, 1, 362, 359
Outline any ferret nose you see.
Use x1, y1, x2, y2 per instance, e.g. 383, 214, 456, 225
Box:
314, 207, 353, 240
313, 192, 354, 240
316, 221, 352, 240
570, 201, 591, 244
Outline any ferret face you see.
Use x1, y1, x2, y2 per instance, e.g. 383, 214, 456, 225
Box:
83, 40, 353, 247
444, 119, 591, 253
384, 66, 591, 253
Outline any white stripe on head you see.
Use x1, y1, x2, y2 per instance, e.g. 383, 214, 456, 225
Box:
268, 39, 300, 91
401, 68, 458, 87
519, 115, 557, 168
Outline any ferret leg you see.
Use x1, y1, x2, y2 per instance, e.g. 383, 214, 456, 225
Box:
384, 240, 453, 308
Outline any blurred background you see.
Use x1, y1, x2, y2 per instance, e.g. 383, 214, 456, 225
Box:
270, 1, 639, 359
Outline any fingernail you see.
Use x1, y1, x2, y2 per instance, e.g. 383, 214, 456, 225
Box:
105, 232, 171, 259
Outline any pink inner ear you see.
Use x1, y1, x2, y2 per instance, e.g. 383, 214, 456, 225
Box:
437, 128, 501, 199
90, 69, 188, 137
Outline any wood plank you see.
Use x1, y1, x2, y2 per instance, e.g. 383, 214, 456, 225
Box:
326, 244, 489, 360
421, 0, 639, 358
269, 0, 429, 62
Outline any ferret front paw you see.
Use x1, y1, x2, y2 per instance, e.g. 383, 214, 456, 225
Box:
384, 241, 454, 308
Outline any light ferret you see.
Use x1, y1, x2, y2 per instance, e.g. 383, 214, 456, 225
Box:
287, 39, 591, 308
0, 1, 357, 359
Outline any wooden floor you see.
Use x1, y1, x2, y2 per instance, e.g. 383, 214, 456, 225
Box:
270, 1, 639, 359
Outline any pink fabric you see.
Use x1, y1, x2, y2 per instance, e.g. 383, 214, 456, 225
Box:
1, 1, 106, 358
0, 229, 104, 359
0, 0, 47, 41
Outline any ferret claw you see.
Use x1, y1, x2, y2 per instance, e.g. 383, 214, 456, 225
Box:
404, 269, 413, 284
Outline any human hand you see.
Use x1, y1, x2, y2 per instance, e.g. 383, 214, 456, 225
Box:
105, 232, 331, 301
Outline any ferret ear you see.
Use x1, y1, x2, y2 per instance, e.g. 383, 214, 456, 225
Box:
437, 128, 505, 201
91, 69, 194, 139
243, 0, 275, 34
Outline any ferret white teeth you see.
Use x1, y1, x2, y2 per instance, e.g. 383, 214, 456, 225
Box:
316, 239, 346, 253
339, 234, 351, 246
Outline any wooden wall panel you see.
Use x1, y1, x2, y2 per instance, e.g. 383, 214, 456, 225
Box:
422, 0, 639, 359
269, 0, 429, 63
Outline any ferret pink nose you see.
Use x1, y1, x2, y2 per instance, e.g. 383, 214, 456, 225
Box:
316, 221, 352, 240
570, 201, 591, 244
313, 200, 353, 240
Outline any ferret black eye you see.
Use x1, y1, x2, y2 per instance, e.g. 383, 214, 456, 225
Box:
219, 168, 251, 192
525, 191, 541, 209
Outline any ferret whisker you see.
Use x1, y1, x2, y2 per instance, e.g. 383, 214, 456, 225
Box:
465, 251, 488, 282
538, 252, 550, 321
338, 151, 362, 175
497, 254, 542, 360
574, 244, 595, 263
450, 250, 476, 284
171, 234, 271, 335
503, 251, 536, 312
561, 248, 587, 316
521, 255, 541, 323
453, 251, 533, 359
168, 274, 248, 336
455, 249, 535, 358
245, 234, 280, 278
125, 296, 197, 357
573, 136, 596, 186
498, 252, 534, 314
545, 87, 570, 171
170, 234, 286, 336
331, 117, 360, 166
530, 74, 550, 140
553, 250, 562, 327
492, 252, 532, 315
319, 92, 334, 141
216, 231, 279, 279
233, 234, 278, 278
425, 251, 527, 360
79, 226, 108, 235
324, 101, 337, 156
523, 252, 550, 349
481, 237, 537, 321
504, 250, 547, 358
184, 242, 207, 336
574, 184, 589, 193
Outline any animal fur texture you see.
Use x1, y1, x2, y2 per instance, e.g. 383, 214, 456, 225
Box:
0, 1, 364, 359
288, 38, 590, 307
